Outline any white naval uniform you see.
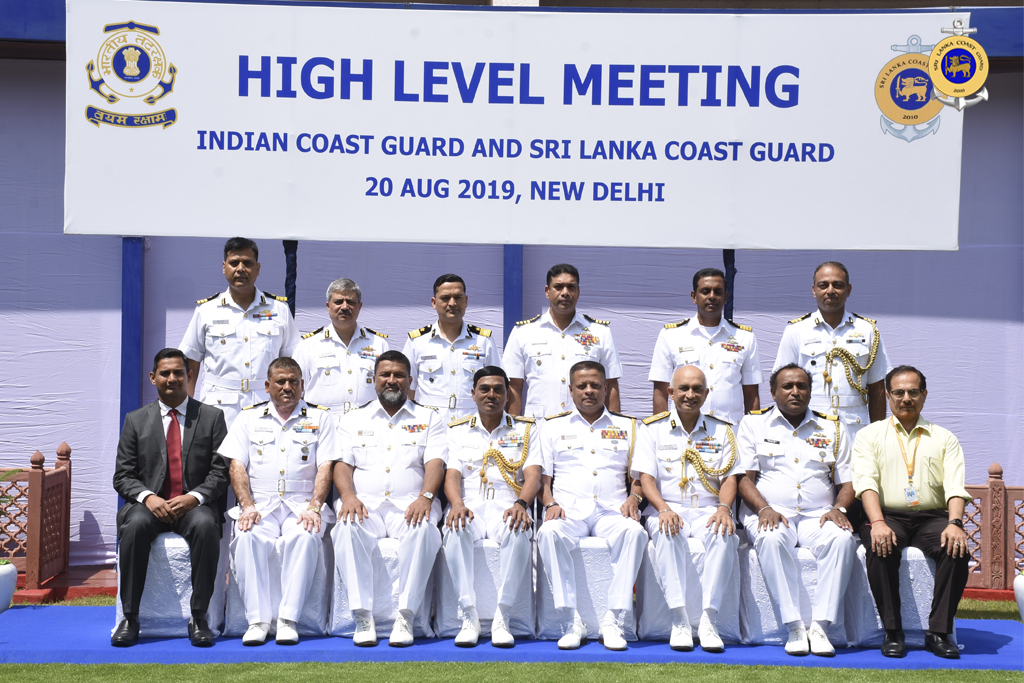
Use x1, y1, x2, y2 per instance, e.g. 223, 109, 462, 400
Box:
402, 322, 500, 423
219, 400, 338, 625
332, 399, 447, 616
293, 324, 390, 416
536, 408, 646, 612
630, 409, 740, 615
737, 406, 857, 627
648, 317, 762, 425
442, 412, 541, 611
179, 288, 300, 426
503, 311, 622, 419
774, 311, 890, 438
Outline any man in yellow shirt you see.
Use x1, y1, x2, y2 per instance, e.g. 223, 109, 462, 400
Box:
852, 365, 970, 660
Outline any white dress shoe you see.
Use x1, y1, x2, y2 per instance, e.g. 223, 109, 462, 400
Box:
490, 608, 515, 648
353, 610, 377, 647
808, 622, 835, 657
389, 611, 415, 647
275, 618, 299, 645
698, 612, 725, 653
599, 613, 627, 651
785, 624, 810, 656
454, 608, 480, 647
557, 619, 587, 650
242, 622, 270, 646
670, 623, 694, 651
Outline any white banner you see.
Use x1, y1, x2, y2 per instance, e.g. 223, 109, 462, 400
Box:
65, 1, 969, 249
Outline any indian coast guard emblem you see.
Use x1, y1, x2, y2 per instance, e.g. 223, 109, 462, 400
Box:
85, 21, 178, 129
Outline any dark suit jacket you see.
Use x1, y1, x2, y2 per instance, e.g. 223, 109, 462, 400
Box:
113, 398, 230, 526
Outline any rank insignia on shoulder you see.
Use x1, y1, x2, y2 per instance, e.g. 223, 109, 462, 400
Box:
302, 326, 325, 340
608, 410, 636, 420
410, 400, 439, 411
448, 415, 473, 428
852, 313, 877, 324
788, 312, 813, 324
467, 324, 492, 338
244, 401, 269, 410
812, 410, 839, 421
545, 410, 572, 420
513, 415, 536, 423
583, 314, 610, 326
408, 325, 432, 339
364, 326, 388, 339
747, 406, 774, 415
312, 404, 330, 411
664, 319, 690, 329
516, 314, 541, 326
642, 411, 671, 425
726, 318, 753, 332
262, 291, 288, 302
196, 292, 222, 305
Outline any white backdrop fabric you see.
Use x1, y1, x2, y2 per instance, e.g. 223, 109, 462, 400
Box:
2, 59, 1022, 566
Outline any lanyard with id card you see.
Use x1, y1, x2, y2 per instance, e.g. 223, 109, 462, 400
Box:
893, 418, 923, 507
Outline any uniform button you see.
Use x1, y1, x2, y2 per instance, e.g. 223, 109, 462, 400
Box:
257, 449, 262, 455
796, 483, 801, 489
591, 449, 596, 454
593, 494, 598, 499
833, 340, 837, 345
561, 355, 566, 360
561, 402, 565, 408
389, 424, 394, 429
348, 388, 353, 393
385, 467, 391, 473
857, 418, 862, 423
451, 369, 456, 374
709, 364, 714, 370
792, 430, 798, 436
687, 440, 692, 445
590, 427, 595, 432
280, 469, 285, 475
385, 491, 391, 497
244, 336, 249, 341
769, 452, 773, 456
282, 426, 287, 431
708, 386, 713, 392
709, 410, 715, 416
708, 340, 713, 346
797, 507, 802, 512
793, 458, 799, 463
592, 471, 597, 476
562, 333, 566, 338
348, 369, 353, 374
665, 467, 671, 472
387, 445, 392, 451
325, 370, 331, 376
245, 361, 250, 367
450, 346, 455, 352
281, 447, 285, 452
561, 378, 566, 384
466, 465, 473, 471
220, 339, 226, 345
217, 399, 222, 404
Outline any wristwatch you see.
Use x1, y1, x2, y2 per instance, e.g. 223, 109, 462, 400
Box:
948, 518, 964, 529
514, 499, 529, 510
836, 506, 848, 515
421, 491, 435, 501
632, 493, 644, 504
544, 502, 560, 511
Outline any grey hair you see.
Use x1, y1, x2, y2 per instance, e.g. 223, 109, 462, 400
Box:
326, 278, 362, 303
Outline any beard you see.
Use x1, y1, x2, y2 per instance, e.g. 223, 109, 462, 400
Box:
378, 387, 405, 408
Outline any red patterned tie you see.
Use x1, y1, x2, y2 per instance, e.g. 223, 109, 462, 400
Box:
163, 408, 183, 500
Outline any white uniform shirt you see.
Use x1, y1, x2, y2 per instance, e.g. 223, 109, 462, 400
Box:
631, 409, 740, 510
447, 412, 541, 510
648, 317, 762, 425
179, 288, 300, 411
503, 310, 622, 419
293, 324, 389, 414
539, 408, 637, 519
219, 400, 338, 521
736, 406, 851, 514
773, 311, 890, 428
338, 399, 447, 512
402, 322, 500, 419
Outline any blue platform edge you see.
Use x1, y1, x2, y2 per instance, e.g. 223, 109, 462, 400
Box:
1, 1, 1022, 58
0, 606, 1020, 670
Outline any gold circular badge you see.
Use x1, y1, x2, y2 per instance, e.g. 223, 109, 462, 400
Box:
928, 35, 989, 98
875, 54, 943, 125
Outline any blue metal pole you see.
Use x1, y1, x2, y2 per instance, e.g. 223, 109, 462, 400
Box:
119, 237, 145, 428
503, 244, 524, 345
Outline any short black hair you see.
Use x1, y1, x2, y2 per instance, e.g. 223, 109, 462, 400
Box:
692, 268, 726, 293
886, 365, 927, 392
267, 356, 301, 378
769, 363, 811, 393
374, 349, 411, 375
473, 365, 509, 389
546, 263, 580, 286
569, 360, 606, 383
433, 273, 466, 295
152, 348, 189, 375
224, 237, 258, 261
813, 261, 849, 283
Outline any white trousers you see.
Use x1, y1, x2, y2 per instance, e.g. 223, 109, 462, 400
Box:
645, 508, 738, 614
537, 508, 647, 612
442, 506, 532, 611
230, 504, 324, 624
743, 510, 857, 625
332, 500, 441, 615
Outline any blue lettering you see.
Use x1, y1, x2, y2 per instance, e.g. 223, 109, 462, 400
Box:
238, 55, 271, 97
340, 59, 372, 100
520, 64, 545, 104
640, 65, 666, 106
766, 66, 799, 108
424, 61, 448, 103
489, 63, 514, 104
609, 65, 634, 106
301, 57, 334, 99
727, 65, 759, 107
394, 61, 419, 102
453, 62, 485, 103
276, 57, 297, 98
563, 64, 601, 105
668, 65, 699, 106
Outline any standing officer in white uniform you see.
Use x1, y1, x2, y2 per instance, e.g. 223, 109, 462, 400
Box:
220, 357, 337, 646
536, 361, 646, 651
333, 350, 446, 647
773, 261, 890, 439
443, 366, 542, 648
180, 238, 300, 426
403, 274, 500, 424
293, 278, 389, 416
649, 268, 761, 423
504, 264, 622, 419
633, 365, 740, 653
736, 364, 857, 657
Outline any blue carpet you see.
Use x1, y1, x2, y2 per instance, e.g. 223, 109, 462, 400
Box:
0, 606, 1019, 670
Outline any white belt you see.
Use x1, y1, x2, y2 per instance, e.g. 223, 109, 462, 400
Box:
251, 479, 314, 494
205, 375, 255, 392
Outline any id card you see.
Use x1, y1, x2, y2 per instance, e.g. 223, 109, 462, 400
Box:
904, 487, 921, 507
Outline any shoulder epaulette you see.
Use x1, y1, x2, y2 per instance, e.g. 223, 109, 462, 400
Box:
812, 410, 839, 421
642, 411, 671, 425
410, 400, 439, 411
852, 313, 877, 324
545, 410, 572, 420
448, 415, 473, 428
663, 318, 690, 329
583, 314, 610, 326
408, 325, 432, 339
263, 291, 288, 302
196, 292, 222, 305
357, 399, 375, 409
364, 326, 388, 339
516, 314, 541, 326
746, 405, 774, 415
302, 325, 325, 340
513, 415, 536, 423
467, 324, 492, 338
707, 414, 735, 426
609, 410, 636, 420
311, 404, 330, 411
726, 318, 753, 332
788, 312, 813, 324
243, 401, 269, 410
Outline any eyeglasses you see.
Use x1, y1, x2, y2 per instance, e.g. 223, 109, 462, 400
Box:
889, 389, 923, 398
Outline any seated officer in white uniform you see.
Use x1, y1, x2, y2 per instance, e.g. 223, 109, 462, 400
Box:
536, 360, 646, 651
219, 357, 338, 646
633, 365, 741, 653
402, 274, 500, 424
443, 366, 542, 648
736, 363, 857, 657
293, 278, 389, 416
648, 268, 762, 423
332, 350, 447, 647
180, 237, 300, 426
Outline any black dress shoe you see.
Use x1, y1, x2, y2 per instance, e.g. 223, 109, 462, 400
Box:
189, 617, 216, 647
925, 631, 960, 659
111, 617, 140, 647
880, 630, 905, 658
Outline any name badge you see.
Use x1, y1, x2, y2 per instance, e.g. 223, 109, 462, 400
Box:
357, 429, 373, 436
678, 345, 694, 353
904, 487, 921, 507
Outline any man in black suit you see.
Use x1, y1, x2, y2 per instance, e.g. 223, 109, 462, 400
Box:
112, 348, 230, 647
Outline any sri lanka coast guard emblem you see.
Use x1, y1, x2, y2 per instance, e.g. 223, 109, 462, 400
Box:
85, 21, 178, 129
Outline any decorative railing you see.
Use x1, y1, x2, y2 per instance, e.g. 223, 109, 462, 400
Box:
0, 443, 72, 589
964, 462, 1023, 590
